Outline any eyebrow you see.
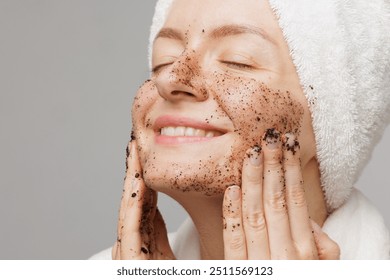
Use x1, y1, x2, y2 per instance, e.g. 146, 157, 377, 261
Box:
154, 24, 275, 45
210, 24, 275, 44
155, 27, 183, 41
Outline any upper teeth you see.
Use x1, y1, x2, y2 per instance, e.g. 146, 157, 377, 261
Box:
160, 126, 221, 137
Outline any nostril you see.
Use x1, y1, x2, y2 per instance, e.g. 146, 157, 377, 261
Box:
171, 91, 194, 97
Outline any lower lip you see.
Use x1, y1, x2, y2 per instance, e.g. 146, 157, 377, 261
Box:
155, 134, 222, 145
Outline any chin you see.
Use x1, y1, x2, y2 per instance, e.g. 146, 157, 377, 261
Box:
139, 141, 247, 197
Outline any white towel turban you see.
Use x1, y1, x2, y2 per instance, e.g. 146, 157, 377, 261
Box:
147, 0, 390, 211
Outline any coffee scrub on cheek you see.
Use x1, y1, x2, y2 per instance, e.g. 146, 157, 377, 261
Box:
131, 52, 304, 198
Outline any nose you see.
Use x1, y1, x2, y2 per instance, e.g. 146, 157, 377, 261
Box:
154, 52, 208, 103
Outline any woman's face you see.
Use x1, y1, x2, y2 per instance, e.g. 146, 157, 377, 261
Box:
132, 0, 316, 197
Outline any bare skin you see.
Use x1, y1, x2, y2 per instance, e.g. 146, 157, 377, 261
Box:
113, 136, 339, 260
222, 132, 339, 259
113, 0, 339, 260
112, 141, 174, 260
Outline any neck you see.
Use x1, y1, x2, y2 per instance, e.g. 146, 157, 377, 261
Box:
303, 157, 328, 226
169, 157, 327, 260
168, 193, 225, 259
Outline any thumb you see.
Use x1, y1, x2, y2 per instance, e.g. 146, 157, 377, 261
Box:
311, 220, 340, 260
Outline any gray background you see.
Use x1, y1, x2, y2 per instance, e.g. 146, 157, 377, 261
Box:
0, 0, 388, 259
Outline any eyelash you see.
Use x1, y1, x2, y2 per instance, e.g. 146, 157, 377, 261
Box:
151, 60, 254, 74
220, 60, 254, 70
151, 63, 173, 74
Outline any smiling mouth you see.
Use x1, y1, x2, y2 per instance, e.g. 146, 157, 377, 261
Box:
153, 115, 228, 145
159, 126, 224, 138
156, 126, 225, 145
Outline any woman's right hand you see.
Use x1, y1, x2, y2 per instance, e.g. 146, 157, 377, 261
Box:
112, 140, 175, 260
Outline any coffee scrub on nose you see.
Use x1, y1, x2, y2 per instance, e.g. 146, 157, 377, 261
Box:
132, 53, 304, 196
89, 0, 390, 260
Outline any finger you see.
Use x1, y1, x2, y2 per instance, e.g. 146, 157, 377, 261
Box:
223, 185, 247, 260
283, 133, 317, 259
241, 146, 270, 259
154, 208, 176, 259
120, 177, 147, 259
119, 140, 146, 259
115, 140, 135, 259
311, 220, 340, 260
117, 141, 142, 240
262, 129, 295, 259
139, 188, 157, 256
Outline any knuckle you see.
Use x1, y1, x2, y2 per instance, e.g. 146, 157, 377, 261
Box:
264, 149, 282, 167
244, 176, 262, 187
283, 156, 300, 167
264, 158, 283, 171
229, 234, 246, 251
243, 167, 262, 185
244, 211, 267, 232
266, 190, 287, 212
287, 183, 307, 207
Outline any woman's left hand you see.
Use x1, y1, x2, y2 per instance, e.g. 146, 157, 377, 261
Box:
222, 130, 340, 259
112, 140, 175, 260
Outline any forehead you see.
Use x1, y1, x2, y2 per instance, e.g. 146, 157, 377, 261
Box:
163, 0, 280, 35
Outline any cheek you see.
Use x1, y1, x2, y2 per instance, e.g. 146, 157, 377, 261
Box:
130, 75, 305, 198
131, 80, 159, 163
132, 80, 157, 126
209, 74, 304, 146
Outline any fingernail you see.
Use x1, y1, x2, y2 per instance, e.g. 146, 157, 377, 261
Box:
283, 133, 300, 155
228, 185, 240, 201
263, 128, 281, 149
248, 145, 262, 166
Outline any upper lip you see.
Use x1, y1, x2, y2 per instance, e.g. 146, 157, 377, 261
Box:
153, 115, 229, 134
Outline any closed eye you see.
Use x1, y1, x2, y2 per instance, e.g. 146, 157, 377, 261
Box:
151, 62, 174, 74
152, 60, 256, 73
220, 60, 255, 70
